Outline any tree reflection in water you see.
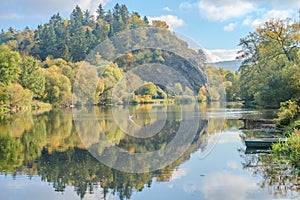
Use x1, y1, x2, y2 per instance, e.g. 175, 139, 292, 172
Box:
0, 104, 224, 199
241, 150, 300, 199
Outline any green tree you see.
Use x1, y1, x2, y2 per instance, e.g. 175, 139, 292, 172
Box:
44, 67, 72, 105
49, 13, 69, 59
135, 82, 157, 96
68, 5, 88, 62
73, 62, 99, 105
85, 28, 97, 50
129, 13, 148, 29
143, 16, 149, 24
0, 84, 8, 112
17, 27, 35, 54
96, 4, 105, 20
97, 63, 123, 105
21, 119, 47, 162
198, 86, 208, 102
20, 56, 45, 99
217, 68, 240, 102
93, 20, 110, 42
37, 24, 57, 60
238, 18, 300, 107
0, 134, 24, 172
0, 45, 21, 86
83, 10, 95, 27
173, 82, 183, 96
7, 83, 32, 112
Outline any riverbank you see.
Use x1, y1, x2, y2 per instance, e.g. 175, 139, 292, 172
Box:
271, 99, 300, 167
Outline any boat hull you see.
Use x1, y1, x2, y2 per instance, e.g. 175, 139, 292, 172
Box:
245, 138, 283, 148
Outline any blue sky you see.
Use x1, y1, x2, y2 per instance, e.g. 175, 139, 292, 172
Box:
0, 0, 299, 61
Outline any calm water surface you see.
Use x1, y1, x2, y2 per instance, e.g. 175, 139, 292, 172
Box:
0, 103, 299, 200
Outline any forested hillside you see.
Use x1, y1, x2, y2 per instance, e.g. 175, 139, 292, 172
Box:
0, 4, 150, 62
1, 3, 298, 115
0, 3, 216, 114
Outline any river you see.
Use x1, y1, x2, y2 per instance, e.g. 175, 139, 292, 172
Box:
0, 103, 299, 200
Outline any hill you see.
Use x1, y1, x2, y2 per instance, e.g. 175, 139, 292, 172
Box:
207, 60, 242, 72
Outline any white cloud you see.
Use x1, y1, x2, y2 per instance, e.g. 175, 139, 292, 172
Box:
163, 6, 171, 12
243, 9, 296, 28
263, 9, 295, 20
77, 0, 110, 16
148, 15, 184, 28
204, 49, 240, 62
203, 49, 222, 63
78, 0, 98, 12
224, 22, 237, 31
171, 168, 187, 180
0, 13, 27, 19
227, 161, 239, 170
242, 16, 254, 27
180, 1, 298, 24
179, 2, 195, 10
198, 0, 255, 21
201, 171, 268, 200
253, 0, 300, 8
182, 171, 269, 199
183, 182, 198, 193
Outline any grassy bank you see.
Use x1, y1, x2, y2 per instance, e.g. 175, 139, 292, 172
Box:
271, 99, 300, 167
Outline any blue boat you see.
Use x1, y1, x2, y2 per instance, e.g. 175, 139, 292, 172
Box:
244, 138, 285, 148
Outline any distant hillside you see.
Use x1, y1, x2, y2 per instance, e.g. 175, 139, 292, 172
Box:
207, 60, 242, 72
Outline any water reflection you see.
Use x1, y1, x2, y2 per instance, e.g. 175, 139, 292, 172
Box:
0, 103, 225, 199
239, 109, 300, 199
74, 104, 212, 172
241, 152, 300, 199
2, 104, 295, 199
201, 171, 262, 200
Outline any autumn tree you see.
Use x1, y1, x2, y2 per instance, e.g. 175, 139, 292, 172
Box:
7, 83, 32, 112
73, 62, 99, 105
238, 18, 300, 107
97, 63, 123, 105
44, 66, 72, 105
151, 20, 169, 29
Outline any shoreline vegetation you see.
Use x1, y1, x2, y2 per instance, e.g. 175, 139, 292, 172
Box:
271, 99, 300, 167
0, 3, 239, 116
0, 4, 299, 167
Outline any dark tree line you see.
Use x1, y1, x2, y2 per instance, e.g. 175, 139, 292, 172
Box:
0, 3, 150, 62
